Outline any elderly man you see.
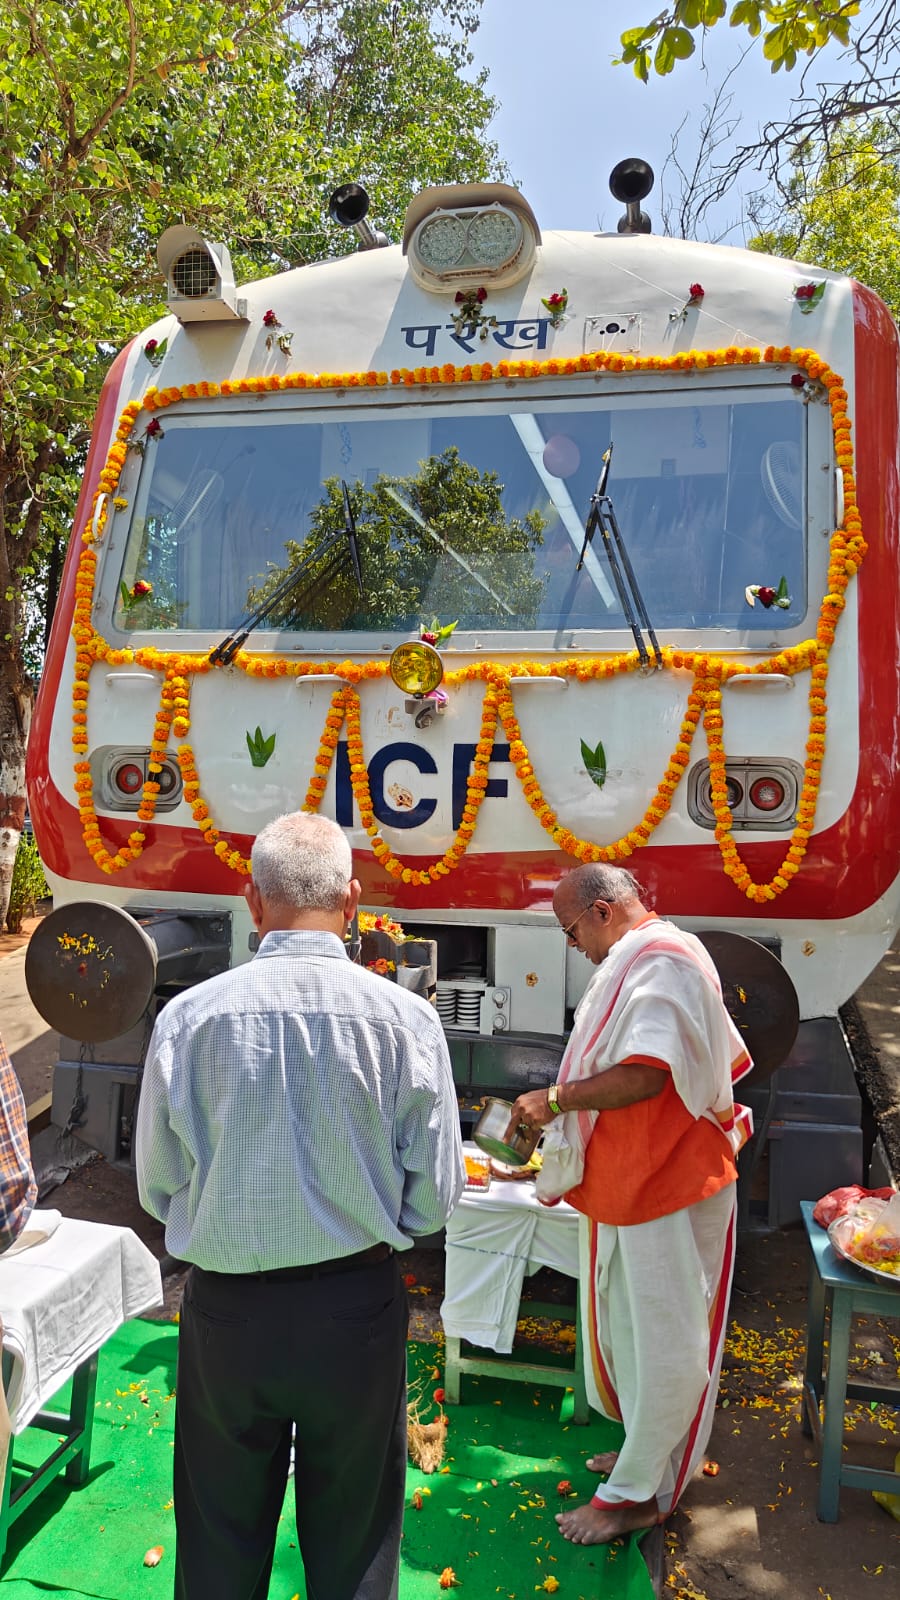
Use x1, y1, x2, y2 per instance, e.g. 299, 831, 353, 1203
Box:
136, 812, 464, 1600
511, 864, 752, 1546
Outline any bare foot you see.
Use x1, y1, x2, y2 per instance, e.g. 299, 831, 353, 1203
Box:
585, 1450, 619, 1475
556, 1497, 658, 1545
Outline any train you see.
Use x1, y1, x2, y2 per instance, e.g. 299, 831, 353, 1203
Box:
25, 161, 900, 1222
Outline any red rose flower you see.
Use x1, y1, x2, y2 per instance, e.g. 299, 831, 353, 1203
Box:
263, 309, 279, 326
132, 580, 152, 598
688, 283, 704, 299
795, 284, 816, 300
757, 585, 777, 607
144, 339, 157, 354
145, 417, 163, 437
420, 630, 437, 645
790, 373, 806, 389
433, 1387, 445, 1403
476, 287, 487, 302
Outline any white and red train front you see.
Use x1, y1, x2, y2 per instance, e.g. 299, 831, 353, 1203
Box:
27, 181, 900, 1046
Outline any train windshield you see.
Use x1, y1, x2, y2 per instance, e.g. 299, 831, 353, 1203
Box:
115, 387, 807, 637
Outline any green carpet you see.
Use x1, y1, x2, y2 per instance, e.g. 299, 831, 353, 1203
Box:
1, 1321, 653, 1600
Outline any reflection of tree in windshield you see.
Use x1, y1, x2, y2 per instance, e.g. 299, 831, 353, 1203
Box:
116, 516, 187, 630
245, 448, 547, 631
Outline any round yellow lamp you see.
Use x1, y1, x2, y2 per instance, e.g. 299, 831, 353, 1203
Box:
389, 639, 444, 697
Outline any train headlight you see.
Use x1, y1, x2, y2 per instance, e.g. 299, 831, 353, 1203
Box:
708, 776, 744, 811
688, 758, 801, 831
403, 183, 540, 292
113, 761, 145, 797
749, 776, 787, 812
389, 640, 444, 697
93, 747, 183, 812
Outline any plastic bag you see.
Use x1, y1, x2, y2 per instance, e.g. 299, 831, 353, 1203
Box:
812, 1185, 894, 1229
840, 1192, 900, 1271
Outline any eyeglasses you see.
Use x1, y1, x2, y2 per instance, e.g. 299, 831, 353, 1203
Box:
559, 903, 595, 943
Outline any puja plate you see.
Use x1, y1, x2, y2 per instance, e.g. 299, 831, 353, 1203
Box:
827, 1215, 900, 1289
489, 1158, 537, 1181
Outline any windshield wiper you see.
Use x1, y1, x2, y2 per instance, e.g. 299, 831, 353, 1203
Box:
576, 445, 662, 671
383, 485, 513, 616
209, 483, 365, 665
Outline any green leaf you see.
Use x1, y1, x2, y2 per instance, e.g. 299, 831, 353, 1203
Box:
580, 738, 607, 789
654, 35, 676, 74
776, 574, 789, 602
667, 26, 696, 59
247, 726, 276, 767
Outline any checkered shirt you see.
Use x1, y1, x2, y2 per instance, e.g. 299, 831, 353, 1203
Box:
0, 1034, 37, 1254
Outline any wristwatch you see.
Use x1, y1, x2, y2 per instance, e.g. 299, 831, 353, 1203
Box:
546, 1083, 563, 1116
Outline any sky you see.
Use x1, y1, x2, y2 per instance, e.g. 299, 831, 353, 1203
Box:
465, 0, 848, 241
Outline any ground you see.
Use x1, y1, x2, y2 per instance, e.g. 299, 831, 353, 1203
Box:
33, 1153, 900, 1600
5, 916, 900, 1599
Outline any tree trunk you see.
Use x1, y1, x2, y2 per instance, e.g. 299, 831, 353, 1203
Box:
0, 659, 33, 930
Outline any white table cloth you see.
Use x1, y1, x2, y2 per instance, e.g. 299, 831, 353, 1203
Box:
440, 1150, 581, 1353
0, 1215, 163, 1432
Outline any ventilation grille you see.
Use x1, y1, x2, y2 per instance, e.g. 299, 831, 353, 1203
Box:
172, 248, 218, 298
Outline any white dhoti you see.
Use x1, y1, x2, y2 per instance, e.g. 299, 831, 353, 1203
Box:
580, 1183, 736, 1515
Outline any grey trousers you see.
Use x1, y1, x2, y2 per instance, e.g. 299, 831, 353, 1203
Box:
173, 1254, 407, 1600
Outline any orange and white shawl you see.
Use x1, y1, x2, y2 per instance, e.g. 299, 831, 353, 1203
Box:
536, 918, 753, 1203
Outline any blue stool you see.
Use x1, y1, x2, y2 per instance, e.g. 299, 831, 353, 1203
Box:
800, 1199, 900, 1521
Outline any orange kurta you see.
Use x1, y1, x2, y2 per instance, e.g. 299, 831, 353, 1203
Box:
563, 1054, 738, 1227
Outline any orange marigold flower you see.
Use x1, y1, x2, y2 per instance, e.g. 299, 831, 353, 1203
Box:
438, 1570, 459, 1590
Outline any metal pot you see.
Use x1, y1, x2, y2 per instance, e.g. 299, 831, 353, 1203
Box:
471, 1097, 541, 1166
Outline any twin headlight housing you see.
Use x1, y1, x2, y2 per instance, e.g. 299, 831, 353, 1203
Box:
403, 183, 541, 292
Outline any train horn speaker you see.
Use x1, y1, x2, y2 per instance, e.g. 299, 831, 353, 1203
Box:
328, 183, 389, 250
609, 158, 654, 235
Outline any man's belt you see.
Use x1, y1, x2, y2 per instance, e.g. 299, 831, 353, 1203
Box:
198, 1242, 394, 1284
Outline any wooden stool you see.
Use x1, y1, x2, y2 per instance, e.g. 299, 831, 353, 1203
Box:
0, 1215, 162, 1568
444, 1282, 589, 1423
800, 1199, 900, 1521
440, 1171, 589, 1423
0, 1350, 98, 1565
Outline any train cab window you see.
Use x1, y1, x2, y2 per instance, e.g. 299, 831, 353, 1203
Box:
112, 387, 807, 639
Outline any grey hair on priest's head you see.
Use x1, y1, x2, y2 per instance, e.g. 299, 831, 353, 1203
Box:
560, 863, 644, 912
251, 812, 352, 912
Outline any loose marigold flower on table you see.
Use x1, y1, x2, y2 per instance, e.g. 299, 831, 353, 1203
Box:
556, 1479, 573, 1496
438, 1570, 459, 1590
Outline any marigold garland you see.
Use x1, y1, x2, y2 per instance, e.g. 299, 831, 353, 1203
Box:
69, 346, 864, 899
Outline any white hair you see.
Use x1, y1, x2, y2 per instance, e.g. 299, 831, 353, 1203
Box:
559, 863, 643, 910
251, 813, 352, 912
